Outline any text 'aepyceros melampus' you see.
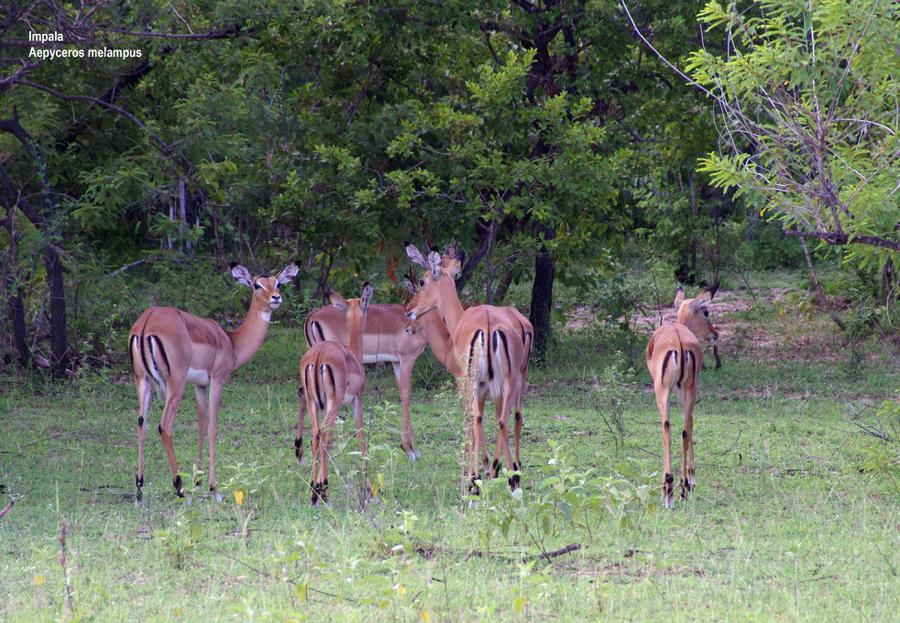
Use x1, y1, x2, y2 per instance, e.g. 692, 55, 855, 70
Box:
405, 244, 532, 492
130, 262, 298, 504
299, 283, 372, 505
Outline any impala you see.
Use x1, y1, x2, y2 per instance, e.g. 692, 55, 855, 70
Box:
295, 275, 440, 463
130, 262, 298, 504
675, 283, 721, 369
646, 285, 718, 509
300, 283, 372, 505
405, 244, 532, 492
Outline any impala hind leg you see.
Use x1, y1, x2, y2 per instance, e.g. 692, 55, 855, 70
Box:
157, 381, 187, 497
135, 378, 152, 506
655, 387, 675, 509
352, 396, 372, 499
295, 386, 306, 464
393, 361, 419, 460
681, 386, 697, 498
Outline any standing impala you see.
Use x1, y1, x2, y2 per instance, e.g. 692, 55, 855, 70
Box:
130, 262, 298, 504
295, 255, 459, 463
405, 244, 531, 492
300, 284, 372, 505
646, 286, 717, 509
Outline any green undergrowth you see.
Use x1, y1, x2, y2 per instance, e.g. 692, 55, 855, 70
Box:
1, 274, 898, 622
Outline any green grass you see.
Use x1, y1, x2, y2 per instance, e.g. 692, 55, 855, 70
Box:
1, 276, 898, 622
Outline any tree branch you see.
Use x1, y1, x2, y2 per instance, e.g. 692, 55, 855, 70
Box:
783, 230, 900, 252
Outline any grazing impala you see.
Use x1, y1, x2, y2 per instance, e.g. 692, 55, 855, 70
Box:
130, 262, 298, 504
405, 244, 532, 492
300, 284, 372, 505
646, 286, 716, 509
295, 254, 461, 463
675, 283, 721, 369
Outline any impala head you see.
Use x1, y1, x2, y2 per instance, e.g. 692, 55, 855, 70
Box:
328, 282, 373, 318
231, 262, 299, 312
674, 283, 721, 368
404, 244, 459, 322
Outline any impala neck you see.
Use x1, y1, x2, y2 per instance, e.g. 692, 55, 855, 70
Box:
348, 305, 366, 360
425, 276, 466, 377
229, 299, 273, 368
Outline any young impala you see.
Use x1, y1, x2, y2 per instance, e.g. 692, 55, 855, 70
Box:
646, 285, 719, 508
299, 283, 372, 505
405, 244, 532, 492
130, 262, 298, 504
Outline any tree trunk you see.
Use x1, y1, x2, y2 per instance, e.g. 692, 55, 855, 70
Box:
4, 204, 29, 369
44, 245, 69, 378
529, 225, 556, 364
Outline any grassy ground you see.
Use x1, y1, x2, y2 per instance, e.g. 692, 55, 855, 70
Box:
1, 273, 898, 622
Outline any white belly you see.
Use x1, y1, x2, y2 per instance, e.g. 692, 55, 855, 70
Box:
362, 353, 400, 364
186, 367, 210, 386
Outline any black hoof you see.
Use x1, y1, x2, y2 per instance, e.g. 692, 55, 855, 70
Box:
173, 475, 185, 498
294, 437, 303, 461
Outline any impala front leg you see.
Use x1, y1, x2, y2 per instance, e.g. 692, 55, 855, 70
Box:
393, 360, 419, 459
352, 396, 372, 498
194, 385, 209, 487
206, 382, 223, 502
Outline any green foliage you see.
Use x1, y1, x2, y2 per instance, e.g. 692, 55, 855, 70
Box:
689, 0, 899, 286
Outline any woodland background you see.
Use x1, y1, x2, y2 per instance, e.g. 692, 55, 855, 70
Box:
1, 0, 897, 378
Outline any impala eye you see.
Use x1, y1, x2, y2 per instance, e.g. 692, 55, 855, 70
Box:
274, 282, 280, 290
254, 282, 262, 290
703, 309, 709, 317
419, 278, 425, 287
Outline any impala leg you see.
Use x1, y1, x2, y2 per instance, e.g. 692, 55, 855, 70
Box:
295, 385, 306, 464
393, 361, 419, 460
206, 382, 223, 501
352, 396, 371, 497
194, 385, 209, 487
159, 382, 186, 497
307, 396, 323, 505
135, 378, 151, 506
472, 390, 489, 491
313, 403, 341, 506
681, 386, 697, 497
656, 387, 675, 509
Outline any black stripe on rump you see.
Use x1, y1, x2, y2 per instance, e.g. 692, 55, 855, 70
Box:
497, 330, 511, 375
661, 350, 675, 382
468, 330, 483, 375
151, 335, 172, 377
129, 335, 138, 374
324, 364, 336, 401
303, 317, 313, 347
314, 321, 325, 342
313, 360, 325, 410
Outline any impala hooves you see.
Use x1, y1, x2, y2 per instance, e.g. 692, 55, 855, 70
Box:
405, 448, 421, 461
294, 437, 304, 464
173, 475, 185, 498
311, 479, 329, 505
210, 488, 223, 504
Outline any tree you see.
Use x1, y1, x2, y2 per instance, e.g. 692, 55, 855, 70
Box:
682, 1, 898, 271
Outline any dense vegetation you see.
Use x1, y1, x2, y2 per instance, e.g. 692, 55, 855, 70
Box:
2, 1, 896, 376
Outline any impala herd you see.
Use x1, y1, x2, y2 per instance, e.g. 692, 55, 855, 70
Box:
129, 242, 720, 508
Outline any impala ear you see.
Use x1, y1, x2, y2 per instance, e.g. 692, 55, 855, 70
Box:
329, 291, 349, 311
406, 243, 428, 268
674, 287, 685, 310
231, 263, 254, 288
427, 250, 442, 279
691, 282, 719, 310
276, 263, 299, 284
402, 277, 416, 295
360, 282, 373, 312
